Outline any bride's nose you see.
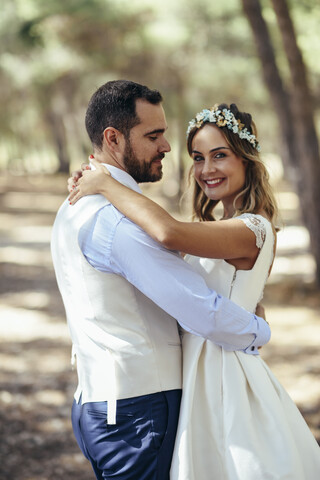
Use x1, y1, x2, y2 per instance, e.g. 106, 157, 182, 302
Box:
202, 158, 217, 175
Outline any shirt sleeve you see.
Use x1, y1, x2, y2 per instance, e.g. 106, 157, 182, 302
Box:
80, 206, 271, 354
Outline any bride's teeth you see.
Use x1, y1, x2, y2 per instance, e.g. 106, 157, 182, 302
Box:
206, 179, 222, 185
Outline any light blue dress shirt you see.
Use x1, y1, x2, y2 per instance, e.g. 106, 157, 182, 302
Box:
78, 165, 270, 354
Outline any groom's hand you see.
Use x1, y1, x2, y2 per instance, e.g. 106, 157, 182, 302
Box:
255, 303, 267, 323
255, 303, 268, 349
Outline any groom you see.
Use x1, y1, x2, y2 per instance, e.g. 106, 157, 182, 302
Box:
51, 79, 270, 480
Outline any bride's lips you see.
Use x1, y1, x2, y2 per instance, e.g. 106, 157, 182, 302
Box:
203, 178, 225, 187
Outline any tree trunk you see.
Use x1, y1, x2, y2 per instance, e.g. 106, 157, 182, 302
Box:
241, 0, 320, 285
270, 0, 320, 285
241, 0, 299, 173
46, 110, 70, 173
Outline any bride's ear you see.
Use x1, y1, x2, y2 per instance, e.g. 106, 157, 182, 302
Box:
103, 127, 125, 152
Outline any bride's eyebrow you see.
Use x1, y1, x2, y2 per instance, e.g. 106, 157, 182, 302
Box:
209, 147, 230, 153
192, 147, 230, 154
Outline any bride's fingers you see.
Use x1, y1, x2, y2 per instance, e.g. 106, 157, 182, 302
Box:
68, 158, 111, 206
81, 162, 91, 171
68, 187, 77, 202
68, 187, 82, 205
80, 154, 96, 171
71, 169, 83, 181
69, 194, 79, 205
68, 178, 82, 197
67, 169, 82, 193
67, 177, 75, 193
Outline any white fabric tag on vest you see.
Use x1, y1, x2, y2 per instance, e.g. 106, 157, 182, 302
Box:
105, 348, 117, 425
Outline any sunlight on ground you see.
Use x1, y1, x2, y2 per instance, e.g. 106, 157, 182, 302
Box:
269, 224, 315, 283
34, 390, 66, 407
0, 347, 70, 374
0, 246, 52, 266
262, 306, 320, 407
270, 253, 315, 283
1, 191, 65, 212
38, 417, 74, 433
6, 225, 53, 243
1, 291, 51, 309
266, 306, 320, 346
0, 305, 68, 342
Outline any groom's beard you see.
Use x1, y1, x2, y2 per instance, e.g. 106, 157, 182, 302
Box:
123, 139, 164, 183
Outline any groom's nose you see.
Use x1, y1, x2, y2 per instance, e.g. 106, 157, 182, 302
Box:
159, 136, 171, 153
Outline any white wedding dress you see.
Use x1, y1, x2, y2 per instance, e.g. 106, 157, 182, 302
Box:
170, 214, 320, 480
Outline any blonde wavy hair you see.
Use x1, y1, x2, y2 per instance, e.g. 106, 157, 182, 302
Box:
187, 103, 278, 224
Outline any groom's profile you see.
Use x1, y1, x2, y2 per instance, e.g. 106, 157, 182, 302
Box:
51, 79, 270, 480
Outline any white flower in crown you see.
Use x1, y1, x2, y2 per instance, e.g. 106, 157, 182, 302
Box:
186, 106, 261, 152
208, 111, 216, 123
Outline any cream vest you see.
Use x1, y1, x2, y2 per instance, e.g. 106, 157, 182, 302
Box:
51, 195, 182, 423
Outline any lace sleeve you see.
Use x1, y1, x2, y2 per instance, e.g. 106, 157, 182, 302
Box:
237, 213, 267, 249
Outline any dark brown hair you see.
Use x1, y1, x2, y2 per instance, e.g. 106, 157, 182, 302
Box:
85, 79, 162, 149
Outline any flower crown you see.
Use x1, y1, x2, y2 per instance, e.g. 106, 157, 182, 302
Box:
186, 105, 261, 152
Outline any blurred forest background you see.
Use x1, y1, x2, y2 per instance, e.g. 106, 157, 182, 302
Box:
0, 0, 320, 478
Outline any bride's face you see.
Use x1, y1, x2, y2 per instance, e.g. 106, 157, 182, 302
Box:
191, 124, 247, 207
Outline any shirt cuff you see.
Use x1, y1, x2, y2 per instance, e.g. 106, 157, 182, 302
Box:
243, 315, 271, 355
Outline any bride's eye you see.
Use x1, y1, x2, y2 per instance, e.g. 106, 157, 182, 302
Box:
215, 152, 226, 159
193, 155, 204, 162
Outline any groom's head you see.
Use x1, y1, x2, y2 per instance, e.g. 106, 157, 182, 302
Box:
85, 80, 171, 183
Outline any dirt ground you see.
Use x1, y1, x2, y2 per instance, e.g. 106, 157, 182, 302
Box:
0, 172, 319, 480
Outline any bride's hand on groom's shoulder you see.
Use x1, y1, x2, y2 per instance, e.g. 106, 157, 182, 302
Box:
67, 169, 83, 193
67, 161, 92, 193
68, 158, 111, 205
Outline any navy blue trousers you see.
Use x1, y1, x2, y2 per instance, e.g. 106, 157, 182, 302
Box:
72, 390, 182, 480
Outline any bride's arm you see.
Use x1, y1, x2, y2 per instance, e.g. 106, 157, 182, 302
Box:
69, 160, 259, 262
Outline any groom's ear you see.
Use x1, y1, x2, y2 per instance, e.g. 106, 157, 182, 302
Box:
103, 127, 125, 152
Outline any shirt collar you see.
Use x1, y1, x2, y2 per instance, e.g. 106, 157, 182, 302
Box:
91, 163, 142, 194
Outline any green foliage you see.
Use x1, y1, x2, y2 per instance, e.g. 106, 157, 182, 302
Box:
0, 0, 319, 172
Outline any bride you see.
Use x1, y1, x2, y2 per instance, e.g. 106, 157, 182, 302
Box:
69, 103, 320, 479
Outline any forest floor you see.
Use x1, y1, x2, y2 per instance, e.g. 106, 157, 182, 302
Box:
0, 172, 319, 480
